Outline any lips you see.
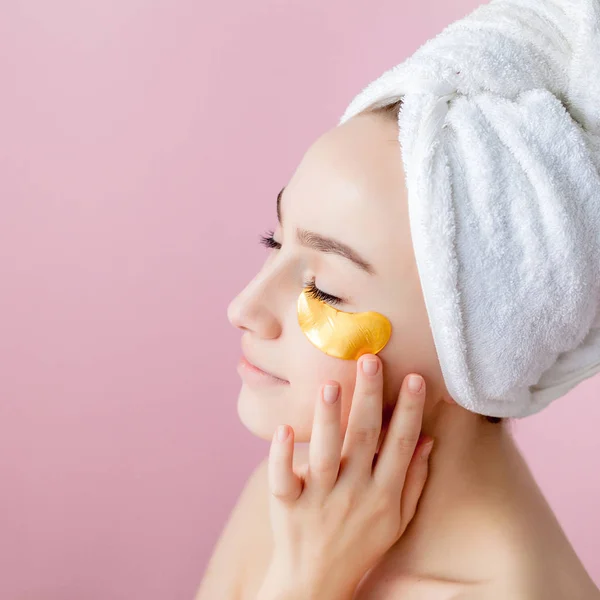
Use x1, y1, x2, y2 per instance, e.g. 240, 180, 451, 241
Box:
242, 352, 288, 382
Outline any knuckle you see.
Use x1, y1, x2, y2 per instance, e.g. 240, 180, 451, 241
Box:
270, 488, 292, 501
358, 375, 382, 396
371, 489, 394, 516
402, 394, 424, 411
311, 455, 339, 476
394, 434, 420, 453
347, 426, 380, 446
336, 490, 357, 516
363, 381, 383, 400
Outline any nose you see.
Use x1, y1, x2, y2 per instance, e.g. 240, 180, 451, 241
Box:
227, 284, 283, 339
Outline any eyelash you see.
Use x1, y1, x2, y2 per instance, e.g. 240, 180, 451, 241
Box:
259, 229, 343, 307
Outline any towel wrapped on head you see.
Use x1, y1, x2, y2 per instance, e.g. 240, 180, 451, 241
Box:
338, 0, 600, 418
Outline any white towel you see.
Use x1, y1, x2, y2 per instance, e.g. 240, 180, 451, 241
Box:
338, 0, 600, 418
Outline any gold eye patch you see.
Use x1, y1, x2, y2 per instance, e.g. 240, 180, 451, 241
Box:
297, 287, 392, 360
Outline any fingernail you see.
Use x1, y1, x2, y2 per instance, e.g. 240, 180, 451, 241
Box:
362, 358, 379, 375
421, 440, 434, 460
323, 383, 339, 404
277, 424, 289, 442
408, 374, 423, 393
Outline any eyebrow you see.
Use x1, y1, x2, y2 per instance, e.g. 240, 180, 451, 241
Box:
277, 186, 376, 276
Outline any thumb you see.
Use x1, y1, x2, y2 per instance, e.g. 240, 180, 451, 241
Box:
268, 425, 304, 502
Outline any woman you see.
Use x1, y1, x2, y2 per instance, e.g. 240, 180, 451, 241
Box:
195, 102, 600, 599
197, 0, 600, 593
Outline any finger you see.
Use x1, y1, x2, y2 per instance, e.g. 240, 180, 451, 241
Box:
399, 436, 434, 531
372, 373, 426, 495
339, 354, 383, 482
307, 381, 342, 497
268, 424, 303, 502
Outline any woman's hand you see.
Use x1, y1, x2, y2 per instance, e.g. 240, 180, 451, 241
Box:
258, 353, 434, 600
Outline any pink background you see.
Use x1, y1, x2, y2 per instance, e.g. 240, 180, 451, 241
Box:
0, 1, 599, 598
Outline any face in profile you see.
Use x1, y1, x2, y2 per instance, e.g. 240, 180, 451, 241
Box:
227, 109, 448, 444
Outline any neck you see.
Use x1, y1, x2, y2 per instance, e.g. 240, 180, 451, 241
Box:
383, 402, 529, 581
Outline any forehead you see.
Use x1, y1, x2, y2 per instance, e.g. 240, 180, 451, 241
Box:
281, 112, 411, 274
293, 111, 403, 201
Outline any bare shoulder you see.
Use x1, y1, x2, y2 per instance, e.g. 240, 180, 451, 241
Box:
194, 444, 310, 600
452, 561, 600, 600
448, 545, 600, 600
355, 508, 600, 600
193, 455, 269, 599
364, 571, 600, 600
454, 575, 600, 600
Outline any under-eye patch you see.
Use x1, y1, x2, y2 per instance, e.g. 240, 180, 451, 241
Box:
297, 287, 392, 360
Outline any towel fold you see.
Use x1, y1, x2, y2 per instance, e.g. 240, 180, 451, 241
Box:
338, 0, 600, 418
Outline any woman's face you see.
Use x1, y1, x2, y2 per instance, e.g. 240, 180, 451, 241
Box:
227, 109, 450, 444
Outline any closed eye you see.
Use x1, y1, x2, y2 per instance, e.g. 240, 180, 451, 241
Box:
259, 230, 281, 250
259, 229, 344, 307
302, 278, 343, 307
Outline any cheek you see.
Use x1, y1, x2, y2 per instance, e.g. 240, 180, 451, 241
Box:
290, 343, 359, 424
294, 350, 352, 399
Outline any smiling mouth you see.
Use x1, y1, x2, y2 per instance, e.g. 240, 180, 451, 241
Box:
238, 355, 289, 384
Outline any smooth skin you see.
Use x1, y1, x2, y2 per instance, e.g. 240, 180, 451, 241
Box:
258, 355, 433, 600
197, 108, 600, 600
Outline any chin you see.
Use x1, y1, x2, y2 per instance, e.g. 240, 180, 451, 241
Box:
236, 384, 311, 443
236, 384, 285, 441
